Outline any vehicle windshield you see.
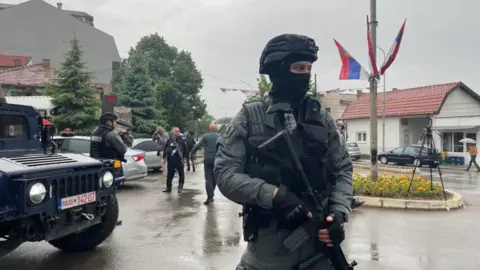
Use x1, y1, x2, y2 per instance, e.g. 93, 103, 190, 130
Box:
0, 115, 28, 139
347, 142, 359, 147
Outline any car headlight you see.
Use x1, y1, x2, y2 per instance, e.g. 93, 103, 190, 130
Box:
29, 182, 46, 204
102, 171, 114, 188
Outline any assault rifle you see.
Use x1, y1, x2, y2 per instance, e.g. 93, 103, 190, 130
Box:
258, 130, 357, 270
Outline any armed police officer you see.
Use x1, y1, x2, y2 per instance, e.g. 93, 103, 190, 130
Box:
214, 34, 353, 269
90, 112, 128, 162
90, 112, 128, 226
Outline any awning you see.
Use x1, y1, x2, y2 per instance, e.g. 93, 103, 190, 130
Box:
433, 125, 480, 130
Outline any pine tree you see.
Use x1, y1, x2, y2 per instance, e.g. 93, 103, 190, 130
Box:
116, 53, 157, 135
45, 37, 100, 135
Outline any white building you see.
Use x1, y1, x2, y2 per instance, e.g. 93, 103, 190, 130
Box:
341, 82, 480, 163
6, 96, 53, 117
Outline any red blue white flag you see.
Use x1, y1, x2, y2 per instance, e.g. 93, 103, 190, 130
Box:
333, 39, 370, 80
367, 16, 380, 79
380, 19, 407, 75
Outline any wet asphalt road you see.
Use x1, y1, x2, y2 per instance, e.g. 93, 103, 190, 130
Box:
1, 165, 480, 270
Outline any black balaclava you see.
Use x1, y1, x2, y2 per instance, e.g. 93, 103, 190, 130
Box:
268, 55, 311, 107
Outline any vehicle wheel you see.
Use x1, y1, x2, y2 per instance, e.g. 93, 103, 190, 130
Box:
152, 168, 160, 173
49, 195, 119, 252
379, 156, 388, 164
413, 159, 421, 167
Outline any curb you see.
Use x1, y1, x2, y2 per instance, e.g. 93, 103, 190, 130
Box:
352, 162, 466, 172
357, 189, 464, 210
353, 164, 412, 174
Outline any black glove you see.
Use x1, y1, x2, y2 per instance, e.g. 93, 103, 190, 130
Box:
273, 185, 310, 227
327, 211, 346, 245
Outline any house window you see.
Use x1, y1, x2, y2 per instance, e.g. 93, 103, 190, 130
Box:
442, 133, 452, 152
466, 133, 477, 141
356, 132, 367, 142
442, 132, 476, 152
453, 132, 464, 152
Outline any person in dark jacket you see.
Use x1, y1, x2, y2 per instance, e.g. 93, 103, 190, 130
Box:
190, 123, 220, 205
185, 130, 197, 172
162, 127, 188, 193
90, 113, 128, 161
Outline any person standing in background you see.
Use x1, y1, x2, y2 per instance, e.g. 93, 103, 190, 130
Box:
190, 124, 220, 205
119, 128, 134, 147
466, 143, 480, 172
185, 130, 197, 172
163, 127, 188, 193
153, 126, 169, 173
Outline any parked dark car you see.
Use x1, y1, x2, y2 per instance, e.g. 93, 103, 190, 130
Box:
378, 145, 440, 167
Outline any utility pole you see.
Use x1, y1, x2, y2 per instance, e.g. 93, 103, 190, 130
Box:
314, 74, 318, 98
369, 0, 379, 181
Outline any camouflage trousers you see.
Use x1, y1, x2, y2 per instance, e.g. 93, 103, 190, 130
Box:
236, 228, 334, 270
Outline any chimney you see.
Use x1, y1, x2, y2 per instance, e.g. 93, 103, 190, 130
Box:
356, 90, 362, 98
41, 59, 50, 68
57, 2, 62, 9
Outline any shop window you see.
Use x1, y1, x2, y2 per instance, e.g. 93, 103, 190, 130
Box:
453, 132, 464, 152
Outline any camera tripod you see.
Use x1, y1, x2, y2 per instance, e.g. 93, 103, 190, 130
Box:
407, 126, 447, 201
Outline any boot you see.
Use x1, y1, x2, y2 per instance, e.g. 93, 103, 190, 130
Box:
178, 185, 183, 193
163, 188, 172, 193
203, 197, 214, 205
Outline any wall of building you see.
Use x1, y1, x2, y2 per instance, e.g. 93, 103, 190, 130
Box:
437, 87, 480, 117
321, 93, 357, 120
344, 117, 400, 155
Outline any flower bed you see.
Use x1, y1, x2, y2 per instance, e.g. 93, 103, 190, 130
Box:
353, 173, 447, 200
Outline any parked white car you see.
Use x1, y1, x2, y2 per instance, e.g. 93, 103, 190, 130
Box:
53, 136, 148, 181
132, 138, 162, 172
347, 142, 361, 160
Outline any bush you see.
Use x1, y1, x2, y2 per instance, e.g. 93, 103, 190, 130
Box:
352, 173, 445, 199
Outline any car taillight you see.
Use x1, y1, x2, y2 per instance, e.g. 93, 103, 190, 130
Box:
132, 154, 144, 162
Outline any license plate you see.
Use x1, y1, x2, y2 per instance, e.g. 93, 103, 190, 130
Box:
58, 191, 96, 210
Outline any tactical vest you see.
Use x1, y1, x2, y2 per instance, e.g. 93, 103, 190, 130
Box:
90, 125, 117, 159
242, 97, 332, 196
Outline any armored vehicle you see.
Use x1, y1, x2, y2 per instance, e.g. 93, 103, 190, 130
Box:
0, 102, 121, 257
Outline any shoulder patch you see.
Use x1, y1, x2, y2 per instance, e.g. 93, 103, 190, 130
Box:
222, 124, 236, 138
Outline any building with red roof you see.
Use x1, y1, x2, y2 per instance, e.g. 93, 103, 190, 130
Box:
0, 59, 112, 117
0, 54, 31, 69
341, 82, 480, 161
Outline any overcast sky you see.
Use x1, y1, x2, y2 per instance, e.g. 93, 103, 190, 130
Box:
5, 0, 478, 118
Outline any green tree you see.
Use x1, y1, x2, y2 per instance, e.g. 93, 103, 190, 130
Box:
45, 37, 100, 135
243, 75, 271, 104
119, 33, 207, 130
187, 113, 215, 137
116, 53, 157, 135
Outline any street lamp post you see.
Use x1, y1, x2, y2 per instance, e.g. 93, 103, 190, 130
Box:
377, 46, 387, 152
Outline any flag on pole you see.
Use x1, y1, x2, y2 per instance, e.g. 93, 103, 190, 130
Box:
367, 16, 380, 79
380, 19, 407, 75
333, 39, 370, 80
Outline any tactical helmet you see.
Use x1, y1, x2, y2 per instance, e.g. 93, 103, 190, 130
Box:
259, 34, 319, 75
99, 112, 118, 124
